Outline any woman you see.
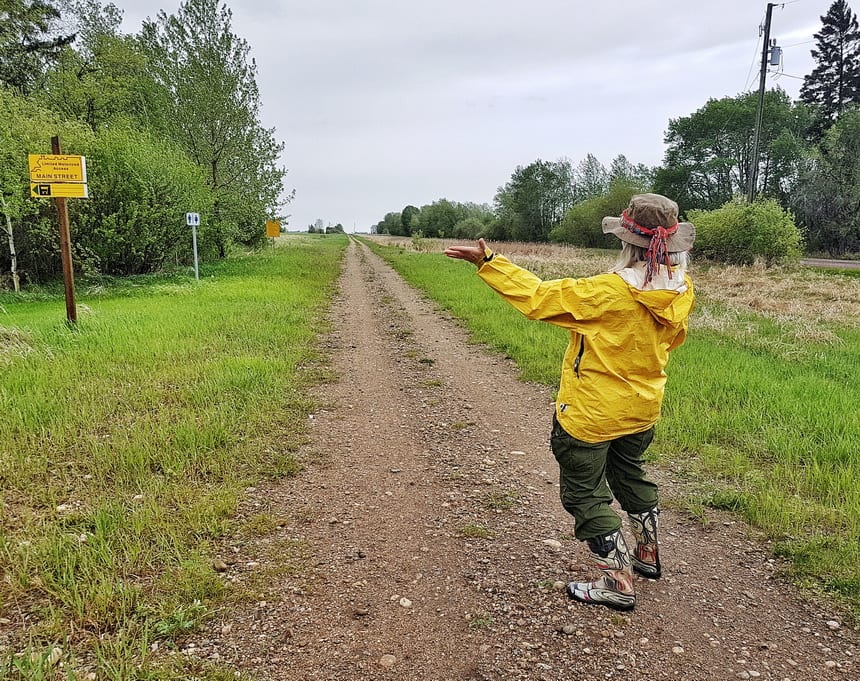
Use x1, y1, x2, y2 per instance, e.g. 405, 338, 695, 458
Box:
444, 193, 695, 611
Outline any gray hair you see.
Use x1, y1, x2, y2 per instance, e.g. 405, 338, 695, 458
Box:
610, 242, 689, 273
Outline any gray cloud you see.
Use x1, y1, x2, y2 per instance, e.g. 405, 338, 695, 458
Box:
116, 0, 832, 231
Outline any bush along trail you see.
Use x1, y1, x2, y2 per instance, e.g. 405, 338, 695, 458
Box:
194, 238, 856, 680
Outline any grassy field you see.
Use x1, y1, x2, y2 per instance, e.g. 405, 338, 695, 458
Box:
365, 235, 860, 618
0, 234, 346, 679
2, 230, 858, 678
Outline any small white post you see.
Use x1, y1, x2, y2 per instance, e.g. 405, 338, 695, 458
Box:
187, 212, 200, 280
192, 223, 199, 281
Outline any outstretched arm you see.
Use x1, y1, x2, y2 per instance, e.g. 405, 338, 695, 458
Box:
443, 239, 592, 329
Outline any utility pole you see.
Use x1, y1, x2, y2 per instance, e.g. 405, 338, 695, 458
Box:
748, 2, 776, 203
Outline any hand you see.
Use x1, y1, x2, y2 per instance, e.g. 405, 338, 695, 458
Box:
444, 238, 489, 266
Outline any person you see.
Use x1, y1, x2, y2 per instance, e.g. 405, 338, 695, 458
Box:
444, 193, 695, 611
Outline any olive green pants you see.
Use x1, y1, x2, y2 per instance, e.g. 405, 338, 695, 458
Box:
550, 415, 658, 541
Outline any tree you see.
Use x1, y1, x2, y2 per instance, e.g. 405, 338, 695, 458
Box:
0, 0, 76, 93
450, 216, 485, 239
800, 0, 860, 136
43, 1, 168, 132
140, 0, 287, 255
573, 153, 609, 202
608, 154, 653, 190
373, 212, 401, 235
0, 88, 94, 284
653, 90, 810, 213
400, 205, 419, 236
494, 158, 575, 242
792, 108, 860, 255
411, 199, 463, 238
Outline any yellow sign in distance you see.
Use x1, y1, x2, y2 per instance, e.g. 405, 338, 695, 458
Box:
31, 183, 89, 199
266, 220, 281, 238
28, 154, 87, 183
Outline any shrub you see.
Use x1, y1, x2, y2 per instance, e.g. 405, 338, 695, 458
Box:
549, 181, 642, 248
72, 126, 213, 275
451, 216, 485, 239
688, 198, 803, 265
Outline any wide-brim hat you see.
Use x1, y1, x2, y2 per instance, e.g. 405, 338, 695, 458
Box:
602, 193, 695, 252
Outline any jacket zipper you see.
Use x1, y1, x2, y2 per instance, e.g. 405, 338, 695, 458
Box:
573, 335, 585, 379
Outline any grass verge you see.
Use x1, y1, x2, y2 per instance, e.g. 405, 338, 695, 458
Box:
0, 234, 347, 679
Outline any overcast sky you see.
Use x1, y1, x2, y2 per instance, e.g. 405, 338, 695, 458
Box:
114, 0, 842, 231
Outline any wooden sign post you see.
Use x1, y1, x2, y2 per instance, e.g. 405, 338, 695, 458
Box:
29, 137, 89, 325
52, 136, 77, 325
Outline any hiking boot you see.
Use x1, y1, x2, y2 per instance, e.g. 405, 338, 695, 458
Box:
567, 530, 635, 611
628, 508, 661, 579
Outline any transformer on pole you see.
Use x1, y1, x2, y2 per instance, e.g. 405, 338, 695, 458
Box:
748, 3, 779, 203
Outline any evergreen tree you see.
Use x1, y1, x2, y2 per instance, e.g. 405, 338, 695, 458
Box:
799, 0, 860, 135
793, 109, 860, 255
0, 0, 76, 93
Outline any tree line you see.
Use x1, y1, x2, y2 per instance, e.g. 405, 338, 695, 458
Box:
373, 0, 860, 261
1, 0, 289, 289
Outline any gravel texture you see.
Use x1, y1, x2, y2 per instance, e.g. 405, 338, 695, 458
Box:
193, 238, 857, 680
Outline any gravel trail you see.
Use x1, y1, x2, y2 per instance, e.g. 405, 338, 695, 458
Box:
199, 238, 857, 680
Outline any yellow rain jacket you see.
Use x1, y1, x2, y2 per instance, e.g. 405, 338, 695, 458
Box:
477, 254, 695, 443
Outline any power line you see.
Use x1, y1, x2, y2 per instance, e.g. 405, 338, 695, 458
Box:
749, 2, 777, 203
743, 11, 768, 92
770, 70, 805, 80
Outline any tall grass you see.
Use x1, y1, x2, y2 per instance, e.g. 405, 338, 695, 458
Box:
365, 237, 860, 617
0, 235, 346, 678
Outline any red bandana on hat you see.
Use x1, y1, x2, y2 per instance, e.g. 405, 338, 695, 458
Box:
620, 210, 679, 285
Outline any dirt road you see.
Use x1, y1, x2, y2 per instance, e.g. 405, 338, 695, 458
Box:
196, 238, 857, 680
801, 258, 860, 270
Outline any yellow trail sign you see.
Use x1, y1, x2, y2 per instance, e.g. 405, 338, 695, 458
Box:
31, 183, 89, 198
28, 154, 88, 183
266, 220, 281, 237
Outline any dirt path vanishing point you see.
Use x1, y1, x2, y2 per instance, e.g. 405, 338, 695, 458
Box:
194, 238, 857, 680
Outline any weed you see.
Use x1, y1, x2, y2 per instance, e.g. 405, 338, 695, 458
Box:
609, 613, 629, 627
681, 496, 712, 526
1, 645, 66, 681
483, 490, 519, 510
461, 524, 494, 539
469, 613, 495, 629
152, 600, 207, 639
244, 513, 278, 537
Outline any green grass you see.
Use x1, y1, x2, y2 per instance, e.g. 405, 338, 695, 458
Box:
461, 524, 494, 539
0, 234, 347, 679
365, 239, 860, 619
